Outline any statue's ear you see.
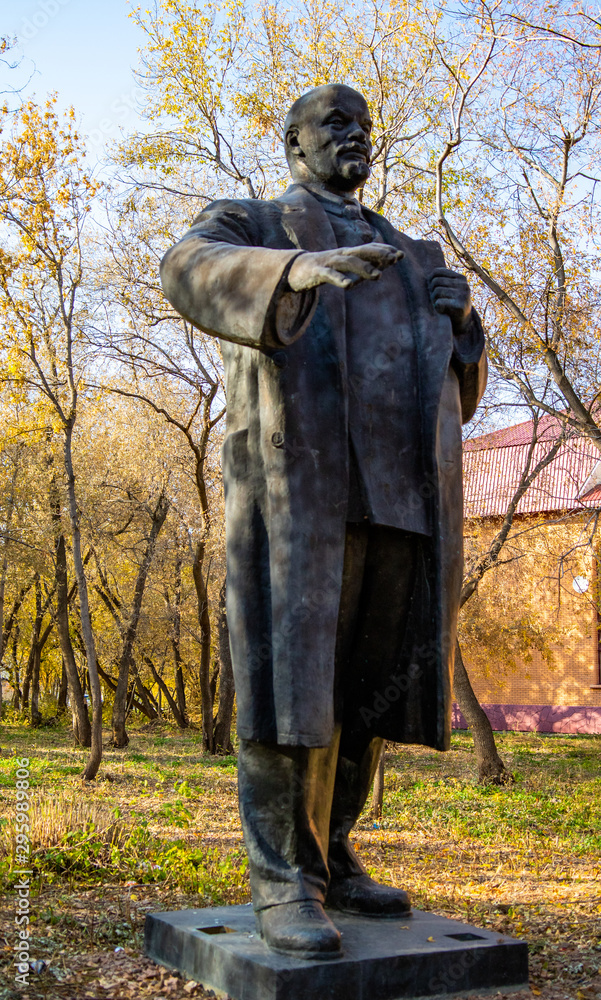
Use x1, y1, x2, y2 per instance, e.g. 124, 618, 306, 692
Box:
285, 126, 305, 160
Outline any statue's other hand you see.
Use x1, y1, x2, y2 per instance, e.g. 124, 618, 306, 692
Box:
428, 267, 472, 332
287, 243, 403, 292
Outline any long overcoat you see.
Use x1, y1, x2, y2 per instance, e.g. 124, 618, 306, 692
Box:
160, 184, 487, 752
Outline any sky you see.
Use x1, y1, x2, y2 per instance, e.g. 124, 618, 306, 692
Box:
2, 0, 146, 156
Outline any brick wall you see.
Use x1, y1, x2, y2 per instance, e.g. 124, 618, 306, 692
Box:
461, 520, 601, 711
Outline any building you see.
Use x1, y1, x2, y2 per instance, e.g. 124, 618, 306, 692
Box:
457, 415, 601, 734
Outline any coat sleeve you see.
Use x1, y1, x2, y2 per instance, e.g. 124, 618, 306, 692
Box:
451, 310, 488, 424
160, 199, 317, 350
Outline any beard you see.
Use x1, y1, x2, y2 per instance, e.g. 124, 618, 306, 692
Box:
326, 153, 370, 191
292, 142, 372, 192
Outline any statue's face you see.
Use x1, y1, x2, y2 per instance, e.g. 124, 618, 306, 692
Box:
286, 86, 372, 193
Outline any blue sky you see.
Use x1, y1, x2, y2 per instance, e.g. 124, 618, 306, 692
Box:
2, 0, 146, 154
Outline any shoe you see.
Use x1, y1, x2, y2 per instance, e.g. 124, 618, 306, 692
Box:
257, 899, 342, 959
326, 873, 412, 917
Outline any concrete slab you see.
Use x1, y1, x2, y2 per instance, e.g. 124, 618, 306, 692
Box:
145, 903, 528, 999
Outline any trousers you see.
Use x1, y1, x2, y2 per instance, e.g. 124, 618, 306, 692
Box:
238, 522, 419, 910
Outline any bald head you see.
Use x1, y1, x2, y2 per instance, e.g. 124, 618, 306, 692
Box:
283, 84, 372, 193
284, 85, 368, 136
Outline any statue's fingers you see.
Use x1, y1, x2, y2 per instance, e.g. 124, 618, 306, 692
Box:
333, 256, 381, 279
430, 266, 462, 279
340, 243, 402, 264
430, 284, 469, 304
432, 297, 461, 313
357, 243, 403, 262
430, 288, 465, 304
429, 275, 468, 292
315, 266, 357, 289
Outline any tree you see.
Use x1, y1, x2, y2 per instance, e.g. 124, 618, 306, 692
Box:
123, 0, 443, 212
46, 436, 92, 745
0, 98, 103, 779
104, 487, 171, 748
123, 0, 601, 458
213, 577, 235, 753
96, 192, 228, 751
414, 1, 601, 775
431, 1, 601, 453
0, 442, 21, 717
72, 388, 215, 738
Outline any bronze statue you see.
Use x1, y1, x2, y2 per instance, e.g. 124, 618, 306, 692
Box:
160, 84, 487, 961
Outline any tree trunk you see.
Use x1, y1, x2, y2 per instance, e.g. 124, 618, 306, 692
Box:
21, 612, 51, 719
370, 742, 385, 820
0, 447, 20, 722
51, 494, 92, 744
11, 627, 20, 711
47, 442, 92, 745
169, 542, 188, 725
453, 641, 514, 785
30, 577, 43, 728
132, 662, 159, 720
21, 646, 34, 709
144, 655, 188, 729
453, 416, 566, 783
30, 645, 42, 727
111, 492, 170, 748
192, 538, 214, 752
57, 660, 68, 714
174, 662, 187, 724
21, 576, 41, 710
94, 657, 153, 719
61, 426, 102, 781
213, 578, 235, 754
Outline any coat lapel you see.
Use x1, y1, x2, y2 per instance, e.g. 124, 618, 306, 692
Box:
276, 185, 347, 371
277, 184, 339, 251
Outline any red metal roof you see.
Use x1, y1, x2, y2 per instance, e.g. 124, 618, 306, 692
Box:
580, 483, 601, 505
463, 419, 601, 518
464, 413, 562, 451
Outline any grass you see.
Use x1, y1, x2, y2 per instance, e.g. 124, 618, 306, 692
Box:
0, 721, 599, 999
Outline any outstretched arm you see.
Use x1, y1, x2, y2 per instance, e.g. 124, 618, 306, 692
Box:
161, 230, 309, 350
161, 200, 403, 350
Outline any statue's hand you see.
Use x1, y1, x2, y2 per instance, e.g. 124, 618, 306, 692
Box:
287, 243, 403, 292
428, 267, 472, 332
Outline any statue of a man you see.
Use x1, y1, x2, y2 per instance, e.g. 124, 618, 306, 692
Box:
161, 84, 487, 960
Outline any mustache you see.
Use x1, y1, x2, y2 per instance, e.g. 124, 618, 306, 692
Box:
336, 143, 371, 160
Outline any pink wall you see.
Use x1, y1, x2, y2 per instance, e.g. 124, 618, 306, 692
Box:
452, 703, 601, 735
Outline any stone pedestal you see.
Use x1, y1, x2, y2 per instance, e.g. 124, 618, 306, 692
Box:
145, 903, 528, 999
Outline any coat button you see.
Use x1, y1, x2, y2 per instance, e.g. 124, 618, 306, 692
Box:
271, 431, 285, 448
272, 351, 288, 368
